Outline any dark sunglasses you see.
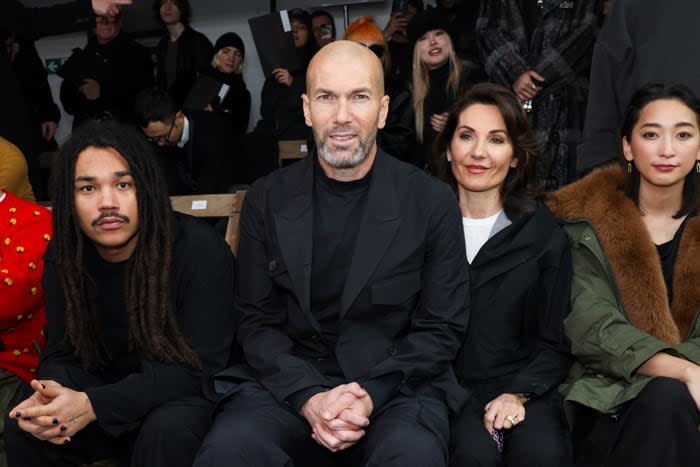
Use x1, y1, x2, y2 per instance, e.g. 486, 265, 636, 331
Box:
367, 43, 385, 59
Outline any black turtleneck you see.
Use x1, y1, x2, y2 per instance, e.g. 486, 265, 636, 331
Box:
656, 215, 690, 304
311, 154, 371, 356
415, 63, 452, 169
424, 63, 452, 137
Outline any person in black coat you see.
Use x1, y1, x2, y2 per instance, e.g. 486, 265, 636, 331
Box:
0, 0, 129, 188
135, 88, 236, 195
153, 0, 213, 108
242, 8, 317, 181
5, 120, 236, 467
59, 12, 154, 129
186, 32, 251, 141
193, 41, 468, 467
433, 83, 573, 467
4, 34, 62, 199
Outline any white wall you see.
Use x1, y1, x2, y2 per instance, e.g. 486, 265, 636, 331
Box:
33, 0, 438, 144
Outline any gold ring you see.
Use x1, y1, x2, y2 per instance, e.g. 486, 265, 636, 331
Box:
531, 84, 536, 90
506, 415, 518, 424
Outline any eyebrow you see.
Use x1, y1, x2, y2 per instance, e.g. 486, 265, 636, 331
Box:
74, 170, 132, 183
640, 122, 696, 129
457, 125, 508, 134
314, 87, 374, 96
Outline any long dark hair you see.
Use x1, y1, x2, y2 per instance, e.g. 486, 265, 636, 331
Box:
620, 83, 700, 218
52, 120, 200, 370
152, 0, 191, 25
433, 82, 541, 216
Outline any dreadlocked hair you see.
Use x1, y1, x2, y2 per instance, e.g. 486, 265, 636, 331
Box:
51, 120, 201, 371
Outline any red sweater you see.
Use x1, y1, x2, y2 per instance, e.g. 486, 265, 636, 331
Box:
0, 191, 51, 383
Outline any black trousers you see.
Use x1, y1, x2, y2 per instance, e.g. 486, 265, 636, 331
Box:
574, 377, 700, 467
194, 381, 449, 467
450, 390, 572, 467
6, 396, 214, 467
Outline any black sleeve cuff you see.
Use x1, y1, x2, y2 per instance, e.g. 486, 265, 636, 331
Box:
286, 385, 328, 415
359, 372, 404, 413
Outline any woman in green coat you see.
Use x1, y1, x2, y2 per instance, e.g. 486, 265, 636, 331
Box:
548, 83, 700, 467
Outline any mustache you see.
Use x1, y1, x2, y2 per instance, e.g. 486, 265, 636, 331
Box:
92, 210, 130, 227
328, 125, 358, 134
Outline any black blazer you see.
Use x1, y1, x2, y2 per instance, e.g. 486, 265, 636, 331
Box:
456, 203, 573, 403
219, 150, 470, 412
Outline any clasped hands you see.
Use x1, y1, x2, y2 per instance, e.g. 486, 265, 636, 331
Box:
9, 379, 96, 445
483, 392, 527, 434
301, 382, 373, 453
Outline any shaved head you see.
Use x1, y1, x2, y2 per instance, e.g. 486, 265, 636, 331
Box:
302, 40, 390, 181
306, 40, 385, 97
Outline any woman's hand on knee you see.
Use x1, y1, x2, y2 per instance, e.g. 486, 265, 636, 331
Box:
482, 393, 526, 433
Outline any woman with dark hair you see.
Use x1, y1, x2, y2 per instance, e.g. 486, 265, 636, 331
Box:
435, 83, 573, 467
153, 0, 213, 107
548, 83, 700, 467
5, 120, 236, 467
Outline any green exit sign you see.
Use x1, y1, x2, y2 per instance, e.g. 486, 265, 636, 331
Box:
44, 57, 68, 75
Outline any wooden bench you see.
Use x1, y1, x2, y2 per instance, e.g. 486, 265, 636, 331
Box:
170, 191, 246, 255
278, 139, 309, 168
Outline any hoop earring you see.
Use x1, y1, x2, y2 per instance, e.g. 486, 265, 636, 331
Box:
627, 162, 632, 174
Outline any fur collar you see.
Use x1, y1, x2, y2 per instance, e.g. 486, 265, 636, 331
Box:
547, 165, 700, 344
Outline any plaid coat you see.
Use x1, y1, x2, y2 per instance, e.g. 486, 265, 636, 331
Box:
477, 0, 601, 189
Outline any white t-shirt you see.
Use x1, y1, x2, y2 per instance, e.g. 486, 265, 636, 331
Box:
462, 210, 503, 263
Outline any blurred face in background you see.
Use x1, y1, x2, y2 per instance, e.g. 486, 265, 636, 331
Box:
94, 13, 122, 45
417, 29, 450, 70
312, 15, 335, 47
159, 0, 182, 25
216, 46, 243, 74
292, 19, 310, 48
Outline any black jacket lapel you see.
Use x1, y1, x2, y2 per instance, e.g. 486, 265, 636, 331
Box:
340, 151, 400, 318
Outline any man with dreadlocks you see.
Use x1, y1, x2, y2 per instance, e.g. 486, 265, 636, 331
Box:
5, 120, 237, 467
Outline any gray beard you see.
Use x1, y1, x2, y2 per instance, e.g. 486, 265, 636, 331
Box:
316, 127, 377, 169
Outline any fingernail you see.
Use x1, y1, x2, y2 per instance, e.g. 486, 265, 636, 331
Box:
14, 412, 21, 418
52, 418, 59, 425
60, 425, 66, 432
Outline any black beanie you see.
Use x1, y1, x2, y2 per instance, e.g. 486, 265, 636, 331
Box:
407, 8, 450, 44
214, 32, 245, 61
